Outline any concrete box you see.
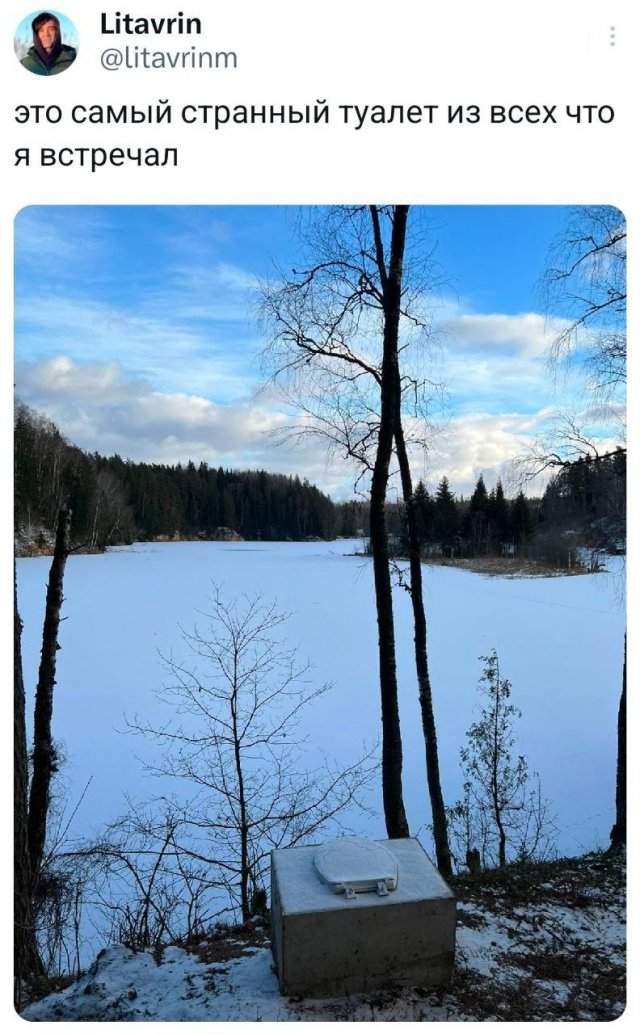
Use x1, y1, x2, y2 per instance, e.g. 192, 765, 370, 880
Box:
270, 837, 456, 997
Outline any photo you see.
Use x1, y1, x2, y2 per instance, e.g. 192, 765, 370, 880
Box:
14, 204, 626, 1021
14, 10, 78, 76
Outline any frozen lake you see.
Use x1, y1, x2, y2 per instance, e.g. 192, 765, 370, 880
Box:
17, 540, 625, 860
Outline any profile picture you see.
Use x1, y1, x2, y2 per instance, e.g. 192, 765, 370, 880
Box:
15, 10, 78, 76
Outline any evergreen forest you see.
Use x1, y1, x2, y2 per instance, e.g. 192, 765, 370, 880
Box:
14, 402, 625, 561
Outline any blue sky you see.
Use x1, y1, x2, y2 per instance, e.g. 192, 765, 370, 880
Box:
14, 205, 623, 498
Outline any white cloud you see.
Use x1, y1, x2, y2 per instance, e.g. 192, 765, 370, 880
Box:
15, 294, 258, 401
14, 207, 623, 503
15, 355, 354, 493
18, 356, 150, 400
439, 312, 573, 358
16, 355, 561, 499
405, 407, 554, 496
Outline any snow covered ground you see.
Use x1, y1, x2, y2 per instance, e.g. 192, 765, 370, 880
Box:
22, 854, 625, 1022
16, 540, 625, 860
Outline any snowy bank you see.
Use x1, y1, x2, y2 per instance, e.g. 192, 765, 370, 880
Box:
22, 852, 625, 1022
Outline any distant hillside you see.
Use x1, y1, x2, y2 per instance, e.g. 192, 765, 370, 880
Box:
14, 403, 358, 554
14, 403, 626, 561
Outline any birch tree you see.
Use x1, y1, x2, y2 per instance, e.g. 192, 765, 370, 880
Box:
263, 206, 451, 869
127, 590, 374, 922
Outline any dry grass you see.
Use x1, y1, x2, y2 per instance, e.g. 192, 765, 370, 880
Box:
180, 918, 270, 966
21, 853, 625, 1021
425, 556, 591, 578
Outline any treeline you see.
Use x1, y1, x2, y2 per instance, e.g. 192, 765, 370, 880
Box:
14, 403, 626, 558
101, 455, 338, 542
407, 476, 535, 558
402, 455, 626, 562
14, 404, 354, 551
541, 450, 626, 550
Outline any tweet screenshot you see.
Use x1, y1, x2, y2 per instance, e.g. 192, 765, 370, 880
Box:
4, 0, 633, 1024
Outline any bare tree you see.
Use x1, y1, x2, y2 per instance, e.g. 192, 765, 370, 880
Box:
53, 800, 238, 960
86, 808, 194, 950
608, 634, 626, 854
31, 842, 92, 979
391, 345, 451, 873
14, 566, 42, 1005
522, 412, 625, 480
545, 205, 626, 394
127, 589, 374, 923
28, 505, 72, 891
263, 205, 452, 868
89, 469, 133, 550
366, 205, 412, 839
542, 206, 626, 855
16, 507, 82, 1000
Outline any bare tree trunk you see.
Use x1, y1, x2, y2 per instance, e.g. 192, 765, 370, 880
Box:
496, 815, 507, 868
368, 205, 410, 839
609, 632, 626, 852
491, 668, 507, 867
27, 505, 71, 889
14, 566, 42, 1006
394, 423, 452, 875
230, 668, 251, 922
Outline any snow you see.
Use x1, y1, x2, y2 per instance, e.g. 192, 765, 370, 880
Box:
274, 838, 451, 914
16, 540, 625, 862
22, 855, 626, 1022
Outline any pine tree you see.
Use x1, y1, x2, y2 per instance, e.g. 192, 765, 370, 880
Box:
492, 480, 511, 548
433, 477, 458, 552
511, 491, 533, 552
413, 480, 433, 547
464, 475, 489, 554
